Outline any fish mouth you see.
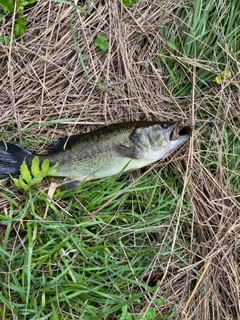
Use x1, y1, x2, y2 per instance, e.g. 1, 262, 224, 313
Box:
170, 123, 192, 141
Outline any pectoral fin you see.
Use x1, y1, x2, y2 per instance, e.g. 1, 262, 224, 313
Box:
63, 177, 82, 189
116, 145, 139, 159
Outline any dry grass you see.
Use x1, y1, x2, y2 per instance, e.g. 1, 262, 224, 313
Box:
1, 0, 186, 138
0, 0, 240, 319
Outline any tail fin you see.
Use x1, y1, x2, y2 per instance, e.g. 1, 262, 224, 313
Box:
0, 141, 32, 178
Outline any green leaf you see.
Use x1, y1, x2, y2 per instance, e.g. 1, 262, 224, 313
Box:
136, 308, 156, 320
47, 162, 58, 176
122, 0, 138, 7
30, 175, 44, 185
0, 0, 37, 13
0, 35, 10, 45
41, 159, 57, 177
0, 0, 15, 13
41, 159, 50, 177
11, 177, 20, 189
17, 0, 37, 14
20, 159, 32, 184
19, 176, 30, 191
94, 33, 109, 51
215, 69, 231, 84
31, 157, 40, 178
145, 308, 156, 320
12, 176, 30, 191
11, 157, 58, 190
120, 306, 132, 320
13, 17, 27, 36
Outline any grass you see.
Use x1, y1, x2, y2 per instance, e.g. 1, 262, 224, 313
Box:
156, 0, 240, 97
1, 169, 192, 319
0, 0, 240, 319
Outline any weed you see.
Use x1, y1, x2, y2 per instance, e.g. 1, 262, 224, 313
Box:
122, 0, 138, 7
0, 0, 38, 39
94, 33, 109, 52
155, 0, 240, 97
12, 158, 58, 191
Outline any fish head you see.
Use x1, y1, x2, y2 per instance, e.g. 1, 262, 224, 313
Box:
130, 122, 192, 161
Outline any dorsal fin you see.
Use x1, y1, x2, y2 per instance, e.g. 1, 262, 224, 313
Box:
47, 134, 81, 153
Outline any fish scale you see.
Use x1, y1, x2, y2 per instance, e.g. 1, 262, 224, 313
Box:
0, 121, 192, 188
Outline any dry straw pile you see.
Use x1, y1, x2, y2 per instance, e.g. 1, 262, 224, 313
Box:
0, 0, 239, 319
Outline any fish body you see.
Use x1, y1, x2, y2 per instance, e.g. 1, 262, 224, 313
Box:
0, 121, 192, 188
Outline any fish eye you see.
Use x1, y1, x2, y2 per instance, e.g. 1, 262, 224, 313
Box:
161, 123, 168, 129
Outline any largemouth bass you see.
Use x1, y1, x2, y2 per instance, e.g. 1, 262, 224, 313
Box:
0, 121, 192, 188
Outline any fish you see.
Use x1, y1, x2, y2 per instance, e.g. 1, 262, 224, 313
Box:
0, 121, 192, 188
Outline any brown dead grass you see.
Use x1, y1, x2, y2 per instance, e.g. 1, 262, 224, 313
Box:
0, 1, 239, 319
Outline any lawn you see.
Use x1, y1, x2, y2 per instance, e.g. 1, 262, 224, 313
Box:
0, 0, 239, 319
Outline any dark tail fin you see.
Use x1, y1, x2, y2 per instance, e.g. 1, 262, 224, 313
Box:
0, 141, 32, 178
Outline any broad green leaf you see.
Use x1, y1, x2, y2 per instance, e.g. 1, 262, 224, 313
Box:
20, 159, 32, 184
122, 0, 138, 7
0, 0, 15, 13
31, 157, 40, 178
145, 308, 156, 319
17, 0, 38, 14
120, 305, 132, 320
11, 177, 20, 189
0, 35, 10, 45
136, 308, 156, 320
41, 159, 50, 177
31, 176, 44, 185
13, 17, 27, 36
12, 176, 30, 191
11, 156, 57, 190
94, 33, 109, 51
215, 69, 231, 84
19, 176, 30, 190
47, 162, 58, 176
